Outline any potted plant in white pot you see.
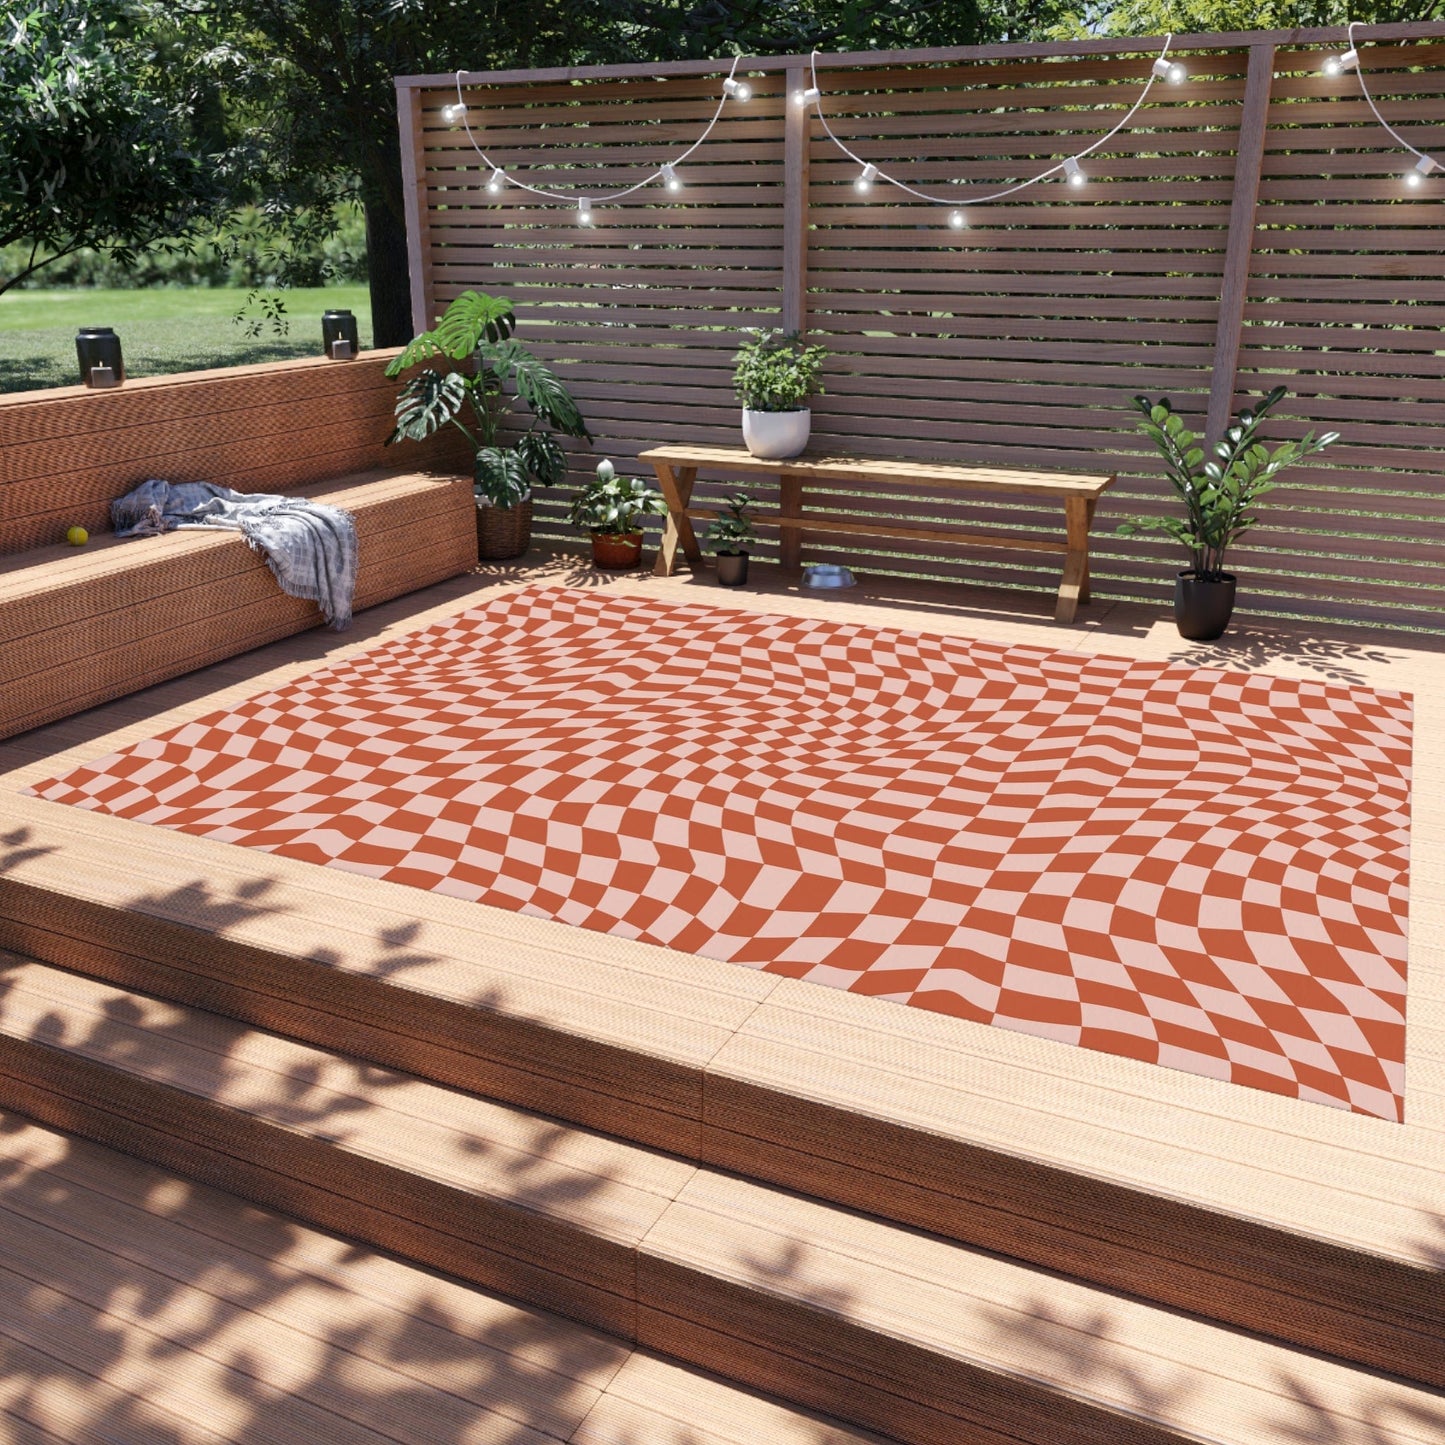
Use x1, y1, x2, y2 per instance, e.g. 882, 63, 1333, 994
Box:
1118, 386, 1338, 641
733, 329, 827, 459
705, 491, 758, 587
568, 459, 669, 570
385, 290, 590, 559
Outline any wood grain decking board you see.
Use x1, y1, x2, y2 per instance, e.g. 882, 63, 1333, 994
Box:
0, 1116, 891, 1444
0, 558, 1441, 1408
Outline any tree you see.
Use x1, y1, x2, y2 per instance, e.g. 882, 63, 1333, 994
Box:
0, 0, 234, 296
1075, 0, 1442, 35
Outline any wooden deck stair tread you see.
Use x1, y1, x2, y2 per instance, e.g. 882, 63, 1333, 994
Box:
0, 958, 1440, 1444
0, 1116, 889, 1445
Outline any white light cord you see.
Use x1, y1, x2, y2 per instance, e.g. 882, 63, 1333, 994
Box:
450, 56, 744, 203
807, 35, 1179, 206
1343, 20, 1438, 165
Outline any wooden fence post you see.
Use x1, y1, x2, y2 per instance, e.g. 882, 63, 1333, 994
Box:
782, 64, 811, 335
397, 83, 436, 337
1205, 42, 1275, 445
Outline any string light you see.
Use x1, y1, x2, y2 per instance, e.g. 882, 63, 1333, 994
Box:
794, 86, 821, 107
1327, 24, 1442, 194
948, 210, 967, 229
806, 35, 1182, 216
445, 56, 749, 207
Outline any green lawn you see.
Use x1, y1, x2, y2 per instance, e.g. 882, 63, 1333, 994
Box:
0, 286, 374, 394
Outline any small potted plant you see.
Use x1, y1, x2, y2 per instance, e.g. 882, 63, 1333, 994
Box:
733, 328, 827, 459
385, 290, 590, 559
568, 459, 669, 569
705, 491, 758, 587
1118, 387, 1337, 641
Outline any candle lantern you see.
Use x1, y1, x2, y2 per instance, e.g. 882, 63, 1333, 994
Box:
322, 310, 360, 360
76, 328, 125, 388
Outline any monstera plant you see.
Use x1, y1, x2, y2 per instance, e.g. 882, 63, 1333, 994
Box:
385, 291, 589, 559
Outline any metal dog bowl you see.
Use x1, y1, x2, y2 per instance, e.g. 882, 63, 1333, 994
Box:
803, 564, 856, 590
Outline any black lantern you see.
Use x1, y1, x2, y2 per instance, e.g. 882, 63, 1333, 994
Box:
76, 327, 125, 388
322, 309, 360, 360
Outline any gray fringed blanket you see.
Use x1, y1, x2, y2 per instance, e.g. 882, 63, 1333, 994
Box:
111, 480, 358, 631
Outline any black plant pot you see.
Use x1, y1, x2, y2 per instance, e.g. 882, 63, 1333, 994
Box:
1174, 570, 1236, 641
716, 551, 750, 587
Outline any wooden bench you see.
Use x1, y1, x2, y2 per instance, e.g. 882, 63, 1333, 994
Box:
0, 356, 475, 741
640, 445, 1115, 623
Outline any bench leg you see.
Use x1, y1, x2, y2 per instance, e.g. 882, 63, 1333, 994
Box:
1056, 496, 1094, 623
653, 464, 701, 577
779, 473, 803, 573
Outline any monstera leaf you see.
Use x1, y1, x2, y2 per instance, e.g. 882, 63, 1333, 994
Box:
389, 370, 470, 443
515, 429, 568, 488
473, 446, 533, 509
385, 291, 516, 375
483, 341, 589, 439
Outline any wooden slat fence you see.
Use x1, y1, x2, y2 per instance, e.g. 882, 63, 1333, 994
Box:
398, 24, 1445, 629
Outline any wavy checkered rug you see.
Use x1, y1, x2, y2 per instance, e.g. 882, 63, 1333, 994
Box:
28, 587, 1412, 1119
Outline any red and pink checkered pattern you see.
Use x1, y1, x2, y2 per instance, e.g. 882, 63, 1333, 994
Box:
28, 587, 1412, 1119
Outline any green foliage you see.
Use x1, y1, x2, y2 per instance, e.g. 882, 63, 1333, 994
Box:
705, 492, 759, 555
733, 330, 828, 413
568, 459, 669, 537
386, 290, 589, 509
1117, 388, 1339, 581
1065, 0, 1439, 41
0, 0, 240, 296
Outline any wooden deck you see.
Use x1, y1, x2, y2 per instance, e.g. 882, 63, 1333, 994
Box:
0, 554, 1441, 1441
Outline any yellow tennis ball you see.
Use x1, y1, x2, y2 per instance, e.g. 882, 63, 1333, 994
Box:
66, 526, 89, 546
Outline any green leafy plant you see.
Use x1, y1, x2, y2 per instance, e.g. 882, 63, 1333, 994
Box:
568, 459, 668, 537
1117, 387, 1338, 581
733, 329, 828, 412
385, 291, 590, 509
705, 491, 758, 555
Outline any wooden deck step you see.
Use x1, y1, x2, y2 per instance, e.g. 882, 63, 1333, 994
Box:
0, 1113, 891, 1445
0, 797, 1440, 1391
0, 956, 1439, 1445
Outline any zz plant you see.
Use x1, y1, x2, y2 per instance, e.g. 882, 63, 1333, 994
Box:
385, 291, 589, 508
1118, 387, 1338, 581
705, 491, 758, 555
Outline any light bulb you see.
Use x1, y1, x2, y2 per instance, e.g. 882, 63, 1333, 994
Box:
723, 77, 751, 102
1169, 63, 1187, 84
1152, 58, 1186, 84
486, 167, 504, 194
661, 163, 682, 192
1064, 157, 1085, 187
794, 86, 821, 107
441, 101, 468, 125
578, 197, 593, 225
1407, 155, 1440, 188
855, 162, 878, 193
948, 210, 967, 230
1324, 48, 1358, 76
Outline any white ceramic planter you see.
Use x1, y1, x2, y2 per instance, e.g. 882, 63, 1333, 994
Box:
742, 408, 811, 460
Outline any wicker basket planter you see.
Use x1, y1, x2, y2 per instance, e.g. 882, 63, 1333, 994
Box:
475, 495, 532, 560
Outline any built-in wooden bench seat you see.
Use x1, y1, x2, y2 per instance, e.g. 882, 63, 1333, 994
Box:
0, 353, 475, 741
0, 469, 475, 741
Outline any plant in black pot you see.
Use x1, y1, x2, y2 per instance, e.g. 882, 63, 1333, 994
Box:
705, 491, 758, 587
568, 459, 669, 570
385, 291, 590, 560
733, 329, 828, 460
1118, 387, 1338, 641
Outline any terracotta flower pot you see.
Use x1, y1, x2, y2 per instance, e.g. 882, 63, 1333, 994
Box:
591, 532, 643, 570
1174, 569, 1236, 641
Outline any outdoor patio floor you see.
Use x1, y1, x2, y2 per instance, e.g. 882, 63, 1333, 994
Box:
0, 554, 1441, 1439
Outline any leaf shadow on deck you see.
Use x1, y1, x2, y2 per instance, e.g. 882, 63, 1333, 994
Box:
0, 882, 872, 1444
